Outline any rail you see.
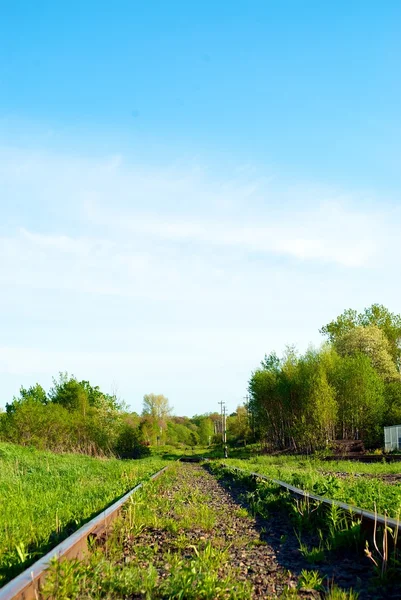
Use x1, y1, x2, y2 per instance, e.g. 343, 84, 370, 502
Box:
221, 464, 401, 532
0, 466, 169, 600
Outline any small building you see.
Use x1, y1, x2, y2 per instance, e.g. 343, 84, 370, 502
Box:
384, 425, 401, 452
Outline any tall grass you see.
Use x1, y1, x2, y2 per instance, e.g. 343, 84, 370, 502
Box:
0, 442, 166, 587
222, 456, 401, 518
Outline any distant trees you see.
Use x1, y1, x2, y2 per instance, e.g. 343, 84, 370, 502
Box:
249, 304, 401, 450
1, 374, 124, 455
141, 393, 172, 445
227, 405, 251, 445
0, 376, 247, 456
142, 393, 172, 421
198, 417, 214, 445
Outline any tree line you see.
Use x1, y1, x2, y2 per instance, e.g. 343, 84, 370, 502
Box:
0, 374, 249, 456
248, 304, 401, 451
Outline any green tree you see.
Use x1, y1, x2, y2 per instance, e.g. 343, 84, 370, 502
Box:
335, 325, 399, 382
142, 393, 172, 421
248, 351, 286, 448
49, 373, 89, 414
321, 304, 401, 367
383, 381, 401, 426
227, 405, 251, 445
293, 347, 337, 450
198, 417, 214, 445
6, 384, 48, 414
333, 353, 385, 446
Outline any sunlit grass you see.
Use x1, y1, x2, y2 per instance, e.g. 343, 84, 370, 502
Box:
220, 456, 401, 518
0, 442, 167, 587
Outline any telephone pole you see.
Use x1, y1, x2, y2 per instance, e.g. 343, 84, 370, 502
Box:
218, 400, 225, 437
218, 400, 228, 458
223, 405, 228, 458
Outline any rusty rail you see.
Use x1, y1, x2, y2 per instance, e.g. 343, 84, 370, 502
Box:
0, 466, 168, 600
222, 464, 401, 532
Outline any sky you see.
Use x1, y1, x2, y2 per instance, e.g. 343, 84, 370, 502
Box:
1, 1, 401, 415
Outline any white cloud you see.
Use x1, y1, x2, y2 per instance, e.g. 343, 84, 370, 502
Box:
1, 143, 400, 413
86, 199, 379, 268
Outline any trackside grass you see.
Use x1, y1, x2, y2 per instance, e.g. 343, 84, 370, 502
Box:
0, 442, 167, 587
220, 456, 401, 518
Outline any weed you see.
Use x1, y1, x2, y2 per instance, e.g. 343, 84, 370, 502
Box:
325, 583, 359, 599
298, 569, 324, 591
235, 507, 249, 519
219, 455, 401, 518
299, 543, 325, 564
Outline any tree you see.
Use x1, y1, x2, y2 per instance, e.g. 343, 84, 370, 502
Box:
321, 304, 401, 367
227, 405, 251, 445
248, 352, 286, 448
142, 393, 172, 445
383, 381, 401, 426
142, 393, 172, 421
80, 380, 120, 411
360, 304, 401, 365
293, 347, 337, 450
335, 325, 399, 382
198, 417, 214, 445
320, 308, 359, 342
333, 353, 385, 446
49, 373, 89, 414
6, 384, 48, 414
115, 418, 150, 458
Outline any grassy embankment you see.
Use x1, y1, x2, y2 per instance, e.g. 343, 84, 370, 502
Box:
0, 442, 167, 587
219, 456, 401, 518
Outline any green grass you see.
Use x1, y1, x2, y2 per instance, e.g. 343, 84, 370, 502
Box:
0, 442, 167, 587
220, 456, 401, 518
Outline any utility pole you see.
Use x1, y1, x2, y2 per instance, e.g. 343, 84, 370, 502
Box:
218, 400, 227, 458
218, 400, 225, 437
223, 405, 228, 458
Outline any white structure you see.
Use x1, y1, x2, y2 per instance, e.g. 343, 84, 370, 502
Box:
384, 425, 401, 451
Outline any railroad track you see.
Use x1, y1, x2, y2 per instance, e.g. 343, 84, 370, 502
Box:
221, 464, 401, 535
0, 466, 168, 600
1, 460, 400, 599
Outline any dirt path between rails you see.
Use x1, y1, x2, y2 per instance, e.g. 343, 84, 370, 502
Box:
122, 463, 303, 598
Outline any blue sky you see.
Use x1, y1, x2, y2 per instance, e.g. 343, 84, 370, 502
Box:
1, 1, 401, 415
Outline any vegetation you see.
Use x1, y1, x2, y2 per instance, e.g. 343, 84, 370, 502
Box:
0, 374, 236, 457
210, 462, 397, 597
219, 456, 401, 518
248, 304, 401, 451
0, 442, 166, 586
3, 302, 401, 594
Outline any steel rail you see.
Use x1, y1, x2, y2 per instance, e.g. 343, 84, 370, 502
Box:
0, 465, 169, 600
222, 464, 401, 532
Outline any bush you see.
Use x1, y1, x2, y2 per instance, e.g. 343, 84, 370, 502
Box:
115, 422, 151, 459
